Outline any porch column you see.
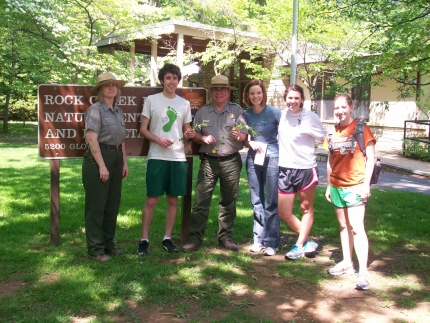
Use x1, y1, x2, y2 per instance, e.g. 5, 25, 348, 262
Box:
150, 40, 158, 86
177, 33, 184, 87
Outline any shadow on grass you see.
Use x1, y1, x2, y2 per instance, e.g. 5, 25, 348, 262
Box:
1, 146, 429, 322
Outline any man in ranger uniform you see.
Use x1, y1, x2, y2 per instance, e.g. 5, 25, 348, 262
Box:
183, 75, 248, 252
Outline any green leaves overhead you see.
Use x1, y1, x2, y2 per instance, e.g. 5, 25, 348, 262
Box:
1, 0, 160, 130
2, 0, 429, 128
333, 0, 430, 95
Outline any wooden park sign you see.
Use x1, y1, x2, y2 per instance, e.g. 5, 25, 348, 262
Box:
38, 85, 207, 245
38, 85, 206, 158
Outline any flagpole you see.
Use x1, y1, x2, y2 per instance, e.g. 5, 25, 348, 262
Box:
290, 0, 298, 84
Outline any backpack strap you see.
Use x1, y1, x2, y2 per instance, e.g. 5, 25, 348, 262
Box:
353, 120, 366, 157
327, 124, 336, 155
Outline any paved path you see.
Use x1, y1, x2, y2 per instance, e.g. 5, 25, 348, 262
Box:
315, 146, 430, 195
240, 146, 430, 195
315, 146, 430, 179
315, 161, 430, 196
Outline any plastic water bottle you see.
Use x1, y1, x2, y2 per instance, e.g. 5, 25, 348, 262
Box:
371, 158, 381, 184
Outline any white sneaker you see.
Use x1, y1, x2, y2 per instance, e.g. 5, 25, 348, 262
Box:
327, 261, 355, 276
285, 245, 305, 260
356, 272, 370, 290
304, 238, 318, 253
249, 243, 264, 253
264, 247, 278, 256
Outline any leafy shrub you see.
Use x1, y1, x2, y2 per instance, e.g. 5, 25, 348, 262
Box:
403, 139, 430, 162
1, 96, 37, 122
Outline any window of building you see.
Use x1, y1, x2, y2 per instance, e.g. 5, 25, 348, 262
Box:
351, 82, 371, 121
315, 72, 335, 119
225, 57, 262, 108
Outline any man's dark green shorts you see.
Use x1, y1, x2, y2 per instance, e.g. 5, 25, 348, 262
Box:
146, 159, 188, 197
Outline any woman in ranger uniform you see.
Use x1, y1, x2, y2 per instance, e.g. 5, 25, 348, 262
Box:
82, 72, 128, 262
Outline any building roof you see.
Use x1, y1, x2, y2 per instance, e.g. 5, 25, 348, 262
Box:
96, 19, 260, 56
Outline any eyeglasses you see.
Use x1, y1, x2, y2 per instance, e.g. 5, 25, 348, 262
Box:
211, 87, 229, 92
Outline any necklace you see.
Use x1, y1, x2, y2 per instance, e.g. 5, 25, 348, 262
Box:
286, 108, 303, 126
297, 109, 303, 126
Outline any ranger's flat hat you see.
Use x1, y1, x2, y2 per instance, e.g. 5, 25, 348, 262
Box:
204, 74, 234, 89
90, 72, 126, 95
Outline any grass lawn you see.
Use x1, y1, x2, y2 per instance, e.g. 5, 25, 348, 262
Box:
1, 121, 429, 323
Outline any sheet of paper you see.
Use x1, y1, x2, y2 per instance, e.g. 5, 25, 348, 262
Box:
253, 143, 267, 166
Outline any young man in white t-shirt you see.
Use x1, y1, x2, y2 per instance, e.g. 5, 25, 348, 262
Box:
137, 63, 195, 255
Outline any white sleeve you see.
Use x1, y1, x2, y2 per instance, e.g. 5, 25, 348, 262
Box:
141, 96, 152, 119
310, 113, 327, 141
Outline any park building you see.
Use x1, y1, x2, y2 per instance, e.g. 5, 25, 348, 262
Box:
96, 19, 429, 153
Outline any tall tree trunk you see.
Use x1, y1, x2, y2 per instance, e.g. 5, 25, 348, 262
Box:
150, 0, 161, 6
309, 88, 317, 113
310, 76, 318, 113
3, 92, 10, 133
3, 37, 17, 133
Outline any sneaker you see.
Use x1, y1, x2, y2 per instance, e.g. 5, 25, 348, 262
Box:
304, 239, 318, 253
285, 245, 305, 260
250, 243, 264, 253
137, 240, 149, 255
355, 272, 370, 290
162, 239, 178, 253
327, 261, 355, 276
303, 239, 318, 258
264, 247, 278, 256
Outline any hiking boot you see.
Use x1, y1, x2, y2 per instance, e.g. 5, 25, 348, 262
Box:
285, 245, 305, 260
182, 241, 201, 252
355, 272, 370, 290
327, 261, 355, 276
91, 254, 110, 262
162, 239, 178, 253
304, 239, 318, 258
250, 243, 264, 253
105, 248, 123, 256
218, 239, 239, 251
264, 247, 278, 256
137, 240, 149, 256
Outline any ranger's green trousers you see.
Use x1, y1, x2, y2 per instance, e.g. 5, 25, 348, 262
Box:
82, 148, 123, 256
188, 153, 242, 244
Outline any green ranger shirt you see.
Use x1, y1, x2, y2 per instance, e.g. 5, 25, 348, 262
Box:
84, 101, 126, 145
193, 102, 247, 156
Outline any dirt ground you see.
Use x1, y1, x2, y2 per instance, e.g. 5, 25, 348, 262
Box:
2, 242, 428, 323
110, 243, 429, 323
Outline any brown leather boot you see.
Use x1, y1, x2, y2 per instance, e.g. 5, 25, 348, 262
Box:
218, 239, 238, 251
182, 241, 201, 252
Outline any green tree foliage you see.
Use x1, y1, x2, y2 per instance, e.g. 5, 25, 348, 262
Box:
0, 1, 54, 131
247, 0, 367, 111
4, 0, 427, 128
0, 0, 160, 131
332, 0, 430, 111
